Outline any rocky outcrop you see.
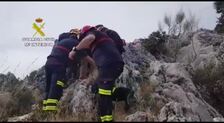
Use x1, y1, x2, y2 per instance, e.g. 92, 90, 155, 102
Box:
8, 112, 33, 122
59, 81, 97, 121
125, 111, 150, 121
213, 117, 224, 122
175, 29, 224, 116
123, 30, 224, 121
0, 72, 21, 92
24, 66, 46, 94
122, 57, 221, 121
177, 29, 224, 70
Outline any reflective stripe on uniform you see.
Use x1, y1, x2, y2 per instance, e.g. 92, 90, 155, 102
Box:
98, 88, 112, 95
45, 106, 58, 111
42, 106, 46, 111
112, 87, 116, 93
46, 99, 58, 104
42, 100, 47, 111
100, 115, 113, 122
43, 100, 47, 105
57, 80, 64, 87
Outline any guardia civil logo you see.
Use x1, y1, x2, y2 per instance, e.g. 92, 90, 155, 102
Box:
32, 18, 45, 37
22, 18, 55, 47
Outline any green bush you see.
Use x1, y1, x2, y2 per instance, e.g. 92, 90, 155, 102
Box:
141, 31, 168, 57
214, 2, 224, 33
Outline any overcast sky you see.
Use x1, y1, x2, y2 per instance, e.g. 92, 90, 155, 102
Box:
0, 2, 218, 79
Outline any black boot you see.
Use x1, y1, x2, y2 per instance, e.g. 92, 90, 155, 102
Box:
124, 89, 136, 112
112, 87, 136, 112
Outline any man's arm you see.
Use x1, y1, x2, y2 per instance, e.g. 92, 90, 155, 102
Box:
69, 34, 95, 60
76, 34, 95, 50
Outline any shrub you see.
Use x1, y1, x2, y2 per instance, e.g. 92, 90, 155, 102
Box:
141, 31, 168, 58
0, 92, 11, 121
214, 2, 224, 33
0, 87, 34, 121
11, 87, 34, 115
192, 62, 224, 115
156, 9, 199, 61
160, 9, 199, 37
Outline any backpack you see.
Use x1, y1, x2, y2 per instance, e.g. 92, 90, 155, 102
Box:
54, 32, 75, 46
58, 32, 73, 41
104, 29, 126, 54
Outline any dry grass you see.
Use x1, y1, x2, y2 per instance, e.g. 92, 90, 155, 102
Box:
192, 62, 224, 116
113, 82, 157, 121
29, 99, 98, 122
1, 80, 162, 122
112, 82, 160, 122
0, 86, 34, 121
137, 81, 162, 118
0, 92, 12, 121
114, 101, 129, 121
138, 82, 155, 111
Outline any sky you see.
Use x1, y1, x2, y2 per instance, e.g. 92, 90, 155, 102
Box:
0, 2, 218, 79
